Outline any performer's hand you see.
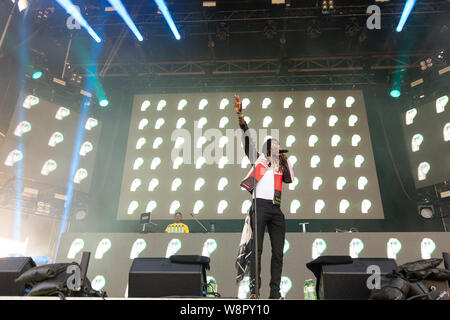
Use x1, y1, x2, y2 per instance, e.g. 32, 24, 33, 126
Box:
234, 94, 242, 114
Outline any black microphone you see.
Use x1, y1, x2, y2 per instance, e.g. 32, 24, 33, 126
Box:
279, 149, 289, 153
190, 213, 209, 233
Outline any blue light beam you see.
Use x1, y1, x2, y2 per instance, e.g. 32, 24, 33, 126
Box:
153, 0, 181, 40
54, 0, 102, 43
396, 0, 417, 32
107, 0, 143, 41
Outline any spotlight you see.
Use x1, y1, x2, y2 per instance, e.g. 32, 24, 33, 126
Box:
216, 22, 229, 41
263, 21, 277, 39
32, 70, 42, 79
307, 22, 321, 39
418, 203, 435, 219
99, 99, 109, 108
390, 89, 401, 98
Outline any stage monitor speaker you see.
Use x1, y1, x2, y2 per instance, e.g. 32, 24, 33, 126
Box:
0, 257, 36, 296
128, 257, 203, 298
319, 258, 397, 300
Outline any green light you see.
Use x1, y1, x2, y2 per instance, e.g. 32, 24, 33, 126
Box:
99, 99, 109, 107
32, 71, 42, 79
390, 89, 401, 98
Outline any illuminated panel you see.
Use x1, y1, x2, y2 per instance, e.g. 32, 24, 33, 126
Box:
117, 91, 383, 220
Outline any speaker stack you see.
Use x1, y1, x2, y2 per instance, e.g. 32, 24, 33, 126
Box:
0, 257, 36, 296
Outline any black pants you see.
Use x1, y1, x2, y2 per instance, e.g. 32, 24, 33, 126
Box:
249, 198, 286, 298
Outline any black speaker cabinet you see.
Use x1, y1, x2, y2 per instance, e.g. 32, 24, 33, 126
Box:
128, 258, 203, 298
0, 257, 36, 296
319, 258, 397, 300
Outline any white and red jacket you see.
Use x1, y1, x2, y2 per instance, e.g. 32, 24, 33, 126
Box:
239, 120, 294, 206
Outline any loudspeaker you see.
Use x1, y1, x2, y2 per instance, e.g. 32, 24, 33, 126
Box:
0, 257, 36, 296
319, 258, 397, 300
128, 258, 203, 298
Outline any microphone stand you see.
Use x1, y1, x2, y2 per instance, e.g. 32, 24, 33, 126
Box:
190, 213, 209, 233
252, 158, 260, 299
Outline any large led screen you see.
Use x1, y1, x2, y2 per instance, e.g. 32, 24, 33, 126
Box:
0, 94, 102, 193
401, 94, 450, 188
117, 90, 384, 220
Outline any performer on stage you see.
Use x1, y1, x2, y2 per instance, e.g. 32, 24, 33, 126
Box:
165, 212, 190, 233
234, 94, 294, 299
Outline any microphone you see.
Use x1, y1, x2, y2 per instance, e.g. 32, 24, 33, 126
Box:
190, 213, 209, 233
279, 149, 289, 153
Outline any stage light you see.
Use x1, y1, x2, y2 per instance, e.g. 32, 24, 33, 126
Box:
150, 157, 161, 170
193, 200, 204, 214
389, 89, 401, 98
361, 199, 372, 214
130, 239, 146, 259
41, 159, 57, 176
74, 168, 88, 184
355, 155, 365, 168
218, 177, 228, 191
290, 200, 301, 214
417, 162, 430, 181
130, 179, 141, 192
154, 0, 181, 40
421, 238, 436, 259
14, 121, 31, 137
133, 157, 144, 170
85, 118, 98, 130
284, 116, 294, 127
32, 70, 42, 79
136, 137, 146, 149
219, 117, 229, 128
217, 200, 228, 214
331, 134, 341, 147
95, 239, 112, 259
99, 99, 109, 108
48, 132, 64, 147
288, 177, 299, 190
80, 141, 93, 156
308, 135, 318, 147
305, 97, 314, 108
127, 201, 139, 215
310, 155, 320, 168
313, 177, 323, 190
418, 203, 434, 219
196, 157, 206, 169
107, 0, 143, 41
171, 178, 182, 191
336, 177, 346, 190
54, 0, 102, 43
436, 95, 448, 113
55, 107, 70, 120
284, 97, 293, 109
358, 176, 368, 190
349, 115, 358, 127
146, 201, 157, 213
334, 155, 344, 168
241, 200, 252, 214
396, 0, 416, 32
339, 199, 350, 214
411, 134, 423, 152
329, 115, 338, 127
219, 98, 229, 110
176, 118, 186, 128
352, 134, 361, 147
326, 97, 336, 108
178, 99, 187, 110
307, 115, 316, 127
173, 157, 183, 169
141, 100, 151, 111
148, 178, 159, 191
262, 98, 271, 109
195, 178, 205, 191
387, 238, 402, 259
155, 118, 165, 129
170, 200, 180, 214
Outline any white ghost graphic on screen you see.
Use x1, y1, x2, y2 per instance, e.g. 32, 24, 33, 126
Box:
166, 239, 182, 258
202, 239, 218, 257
